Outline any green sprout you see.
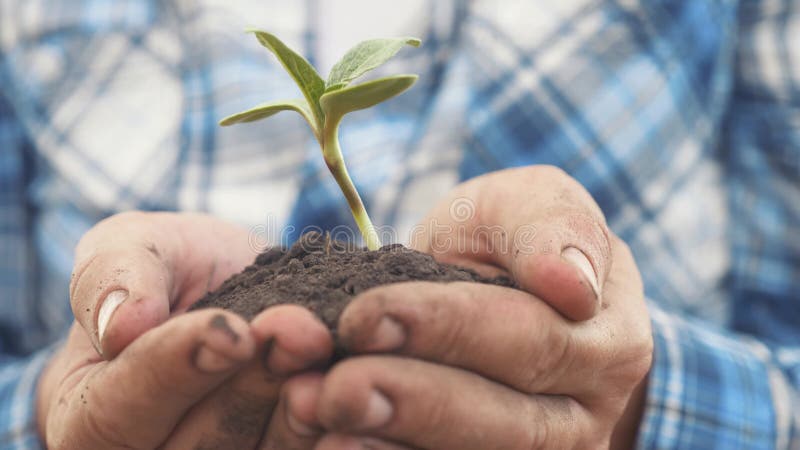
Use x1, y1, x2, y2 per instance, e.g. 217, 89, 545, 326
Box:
220, 30, 421, 250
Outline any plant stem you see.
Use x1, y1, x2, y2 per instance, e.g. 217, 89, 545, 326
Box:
322, 117, 382, 250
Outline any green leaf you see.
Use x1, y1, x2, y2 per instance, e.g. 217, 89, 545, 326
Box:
320, 74, 418, 119
248, 29, 326, 127
326, 37, 421, 91
219, 98, 318, 136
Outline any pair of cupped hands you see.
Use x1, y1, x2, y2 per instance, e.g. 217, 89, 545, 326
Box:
37, 166, 653, 450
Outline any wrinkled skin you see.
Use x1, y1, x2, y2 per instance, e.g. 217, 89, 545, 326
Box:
37, 166, 652, 450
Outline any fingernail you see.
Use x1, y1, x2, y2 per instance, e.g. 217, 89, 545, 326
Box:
562, 247, 600, 299
286, 410, 318, 437
361, 390, 393, 430
98, 289, 128, 342
194, 345, 237, 372
367, 317, 406, 351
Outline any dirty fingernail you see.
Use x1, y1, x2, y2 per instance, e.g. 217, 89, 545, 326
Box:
368, 317, 405, 351
98, 289, 128, 342
194, 345, 237, 372
286, 410, 318, 437
360, 390, 393, 430
562, 247, 599, 300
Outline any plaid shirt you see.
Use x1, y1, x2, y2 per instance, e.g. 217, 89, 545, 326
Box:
1, 0, 798, 448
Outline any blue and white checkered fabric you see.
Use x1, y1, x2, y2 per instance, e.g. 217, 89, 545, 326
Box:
1, 0, 798, 448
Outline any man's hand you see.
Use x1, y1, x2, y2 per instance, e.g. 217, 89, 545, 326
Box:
291, 166, 653, 449
37, 212, 332, 449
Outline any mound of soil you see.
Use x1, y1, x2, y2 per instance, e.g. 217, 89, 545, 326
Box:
192, 231, 514, 339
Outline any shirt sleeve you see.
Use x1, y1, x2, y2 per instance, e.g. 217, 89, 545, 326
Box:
638, 0, 800, 448
0, 352, 54, 450
638, 304, 799, 449
0, 56, 51, 450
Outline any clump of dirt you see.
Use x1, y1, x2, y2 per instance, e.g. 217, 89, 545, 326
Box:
192, 231, 514, 335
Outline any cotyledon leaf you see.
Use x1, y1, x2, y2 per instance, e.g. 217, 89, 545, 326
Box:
320, 74, 418, 119
248, 29, 326, 127
326, 37, 421, 92
219, 99, 318, 137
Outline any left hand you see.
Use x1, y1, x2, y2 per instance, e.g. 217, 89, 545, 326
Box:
41, 212, 332, 450
281, 166, 653, 449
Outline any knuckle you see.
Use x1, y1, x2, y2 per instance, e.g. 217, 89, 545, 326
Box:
351, 284, 400, 319
500, 165, 570, 195
531, 165, 607, 222
574, 436, 610, 450
522, 323, 574, 393
415, 382, 453, 435
357, 282, 481, 363
76, 211, 148, 254
526, 420, 549, 450
427, 283, 476, 361
356, 284, 394, 311
98, 210, 149, 230
521, 396, 568, 450
627, 331, 654, 382
563, 211, 611, 269
525, 164, 570, 182
68, 252, 115, 328
522, 165, 584, 199
69, 252, 98, 304
607, 325, 653, 394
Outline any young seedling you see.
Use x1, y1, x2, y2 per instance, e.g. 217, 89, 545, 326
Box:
220, 30, 421, 250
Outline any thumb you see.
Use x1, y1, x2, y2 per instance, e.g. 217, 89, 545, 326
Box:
70, 216, 174, 359
70, 212, 255, 358
506, 212, 610, 321
413, 166, 612, 321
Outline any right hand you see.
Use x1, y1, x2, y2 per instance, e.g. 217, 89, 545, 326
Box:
37, 212, 332, 449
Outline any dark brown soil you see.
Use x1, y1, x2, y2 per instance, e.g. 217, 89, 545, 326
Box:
192, 231, 514, 337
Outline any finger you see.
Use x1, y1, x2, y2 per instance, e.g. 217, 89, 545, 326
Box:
257, 373, 326, 449
251, 305, 334, 377
317, 356, 592, 450
70, 211, 254, 358
339, 281, 583, 395
316, 434, 418, 450
47, 309, 255, 450
412, 166, 611, 320
342, 239, 651, 401
163, 306, 333, 450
